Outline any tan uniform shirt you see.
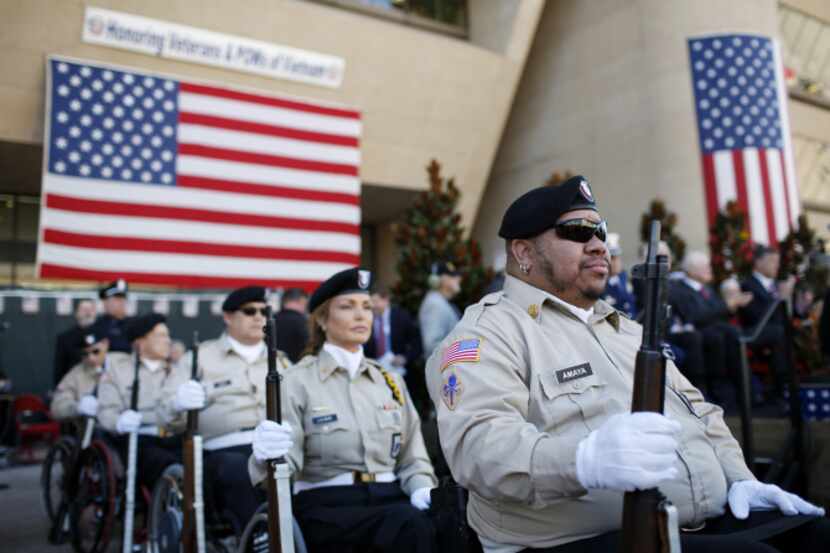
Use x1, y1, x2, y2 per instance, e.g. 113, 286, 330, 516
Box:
158, 334, 290, 440
248, 350, 437, 496
426, 275, 755, 550
50, 361, 102, 421
98, 352, 187, 433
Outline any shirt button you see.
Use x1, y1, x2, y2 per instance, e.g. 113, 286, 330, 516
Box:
573, 382, 583, 391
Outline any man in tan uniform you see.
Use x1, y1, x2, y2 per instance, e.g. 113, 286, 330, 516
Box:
160, 286, 291, 532
50, 323, 109, 422
98, 313, 185, 490
426, 176, 827, 553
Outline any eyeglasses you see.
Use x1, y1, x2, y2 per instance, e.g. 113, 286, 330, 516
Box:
239, 307, 268, 317
82, 348, 102, 357
554, 218, 608, 243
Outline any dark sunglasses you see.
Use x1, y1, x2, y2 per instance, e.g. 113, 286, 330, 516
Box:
239, 306, 268, 317
82, 348, 102, 357
554, 218, 608, 243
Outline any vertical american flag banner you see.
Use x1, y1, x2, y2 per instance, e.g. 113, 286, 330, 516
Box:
688, 34, 800, 246
38, 57, 361, 289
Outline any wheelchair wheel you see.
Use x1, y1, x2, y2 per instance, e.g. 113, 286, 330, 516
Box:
147, 463, 185, 553
41, 435, 79, 523
237, 504, 307, 553
70, 440, 118, 553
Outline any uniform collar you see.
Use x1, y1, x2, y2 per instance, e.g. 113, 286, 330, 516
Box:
219, 333, 266, 360
318, 347, 380, 383
503, 274, 620, 331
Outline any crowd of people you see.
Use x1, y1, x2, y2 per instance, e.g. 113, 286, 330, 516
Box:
46, 175, 830, 553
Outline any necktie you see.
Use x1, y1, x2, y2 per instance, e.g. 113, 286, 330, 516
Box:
701, 287, 711, 300
375, 317, 387, 357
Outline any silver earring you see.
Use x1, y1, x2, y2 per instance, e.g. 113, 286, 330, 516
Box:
520, 264, 530, 275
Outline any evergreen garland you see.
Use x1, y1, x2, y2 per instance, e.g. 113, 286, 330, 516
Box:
707, 200, 753, 285
639, 200, 687, 263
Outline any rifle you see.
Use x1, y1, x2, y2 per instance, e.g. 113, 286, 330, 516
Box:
122, 350, 140, 553
620, 221, 681, 553
81, 362, 106, 450
182, 332, 206, 553
264, 308, 294, 553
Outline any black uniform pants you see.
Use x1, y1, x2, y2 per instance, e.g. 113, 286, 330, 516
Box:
204, 444, 264, 534
520, 512, 830, 553
748, 324, 790, 397
294, 482, 437, 553
109, 434, 182, 492
700, 322, 743, 400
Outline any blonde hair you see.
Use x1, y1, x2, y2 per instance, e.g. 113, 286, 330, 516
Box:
302, 300, 330, 357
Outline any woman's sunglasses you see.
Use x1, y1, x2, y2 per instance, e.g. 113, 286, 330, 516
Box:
554, 218, 608, 243
82, 348, 102, 357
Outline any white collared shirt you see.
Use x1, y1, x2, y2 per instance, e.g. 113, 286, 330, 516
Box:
227, 335, 265, 364
753, 271, 776, 293
682, 275, 704, 292
547, 293, 594, 324
323, 342, 364, 379
143, 358, 163, 372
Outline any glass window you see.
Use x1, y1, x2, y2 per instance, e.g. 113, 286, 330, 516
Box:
779, 4, 830, 102
318, 0, 468, 34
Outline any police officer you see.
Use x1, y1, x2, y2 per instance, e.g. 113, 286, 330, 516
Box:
250, 268, 438, 553
50, 323, 109, 422
160, 286, 291, 533
418, 261, 462, 358
98, 313, 185, 490
95, 279, 132, 353
601, 233, 636, 318
426, 176, 828, 553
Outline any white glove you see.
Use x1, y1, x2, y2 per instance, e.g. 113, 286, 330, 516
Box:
410, 487, 432, 511
116, 409, 143, 434
252, 420, 294, 464
576, 412, 680, 492
77, 395, 98, 417
174, 380, 206, 412
728, 480, 826, 520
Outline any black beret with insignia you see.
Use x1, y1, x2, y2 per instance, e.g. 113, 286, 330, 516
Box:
76, 321, 109, 349
431, 261, 460, 277
309, 268, 372, 313
498, 175, 598, 239
125, 313, 166, 342
99, 278, 129, 299
222, 286, 267, 312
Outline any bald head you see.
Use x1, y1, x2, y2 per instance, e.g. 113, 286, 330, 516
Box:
682, 250, 712, 284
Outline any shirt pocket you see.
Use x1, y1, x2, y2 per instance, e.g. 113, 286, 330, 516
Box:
372, 406, 404, 462
206, 374, 252, 401
305, 416, 355, 465
538, 368, 608, 435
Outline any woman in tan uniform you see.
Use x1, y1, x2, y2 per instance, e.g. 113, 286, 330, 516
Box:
250, 267, 438, 553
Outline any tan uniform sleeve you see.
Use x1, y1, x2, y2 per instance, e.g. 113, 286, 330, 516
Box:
668, 364, 755, 485
97, 366, 127, 432
427, 313, 586, 505
50, 367, 81, 420
394, 375, 437, 495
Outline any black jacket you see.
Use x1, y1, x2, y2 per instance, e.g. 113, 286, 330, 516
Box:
53, 324, 85, 385
95, 313, 132, 353
275, 308, 309, 364
364, 306, 422, 365
739, 274, 785, 331
670, 279, 730, 328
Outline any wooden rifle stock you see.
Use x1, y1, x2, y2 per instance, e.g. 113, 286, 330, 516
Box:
621, 221, 678, 553
182, 331, 201, 553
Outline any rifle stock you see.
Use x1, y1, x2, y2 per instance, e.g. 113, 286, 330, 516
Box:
620, 221, 678, 553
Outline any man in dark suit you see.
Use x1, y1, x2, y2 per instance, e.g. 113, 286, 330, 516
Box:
602, 233, 637, 318
739, 245, 795, 399
95, 279, 132, 353
672, 251, 753, 402
365, 285, 422, 375
274, 287, 309, 363
53, 298, 97, 385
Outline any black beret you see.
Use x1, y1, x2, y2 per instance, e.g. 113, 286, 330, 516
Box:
125, 313, 166, 342
309, 268, 372, 313
222, 286, 266, 312
498, 175, 598, 239
753, 243, 777, 261
76, 321, 109, 349
431, 261, 460, 277
99, 278, 128, 299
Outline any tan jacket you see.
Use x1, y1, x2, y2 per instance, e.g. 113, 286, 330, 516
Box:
50, 361, 101, 421
158, 334, 290, 440
248, 350, 437, 496
425, 275, 755, 550
98, 352, 187, 433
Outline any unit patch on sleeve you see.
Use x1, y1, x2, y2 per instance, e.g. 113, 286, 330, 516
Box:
441, 371, 463, 410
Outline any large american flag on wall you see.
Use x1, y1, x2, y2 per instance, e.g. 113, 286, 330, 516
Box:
688, 34, 800, 246
37, 57, 361, 289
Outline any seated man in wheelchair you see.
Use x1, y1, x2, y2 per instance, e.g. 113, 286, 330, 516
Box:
50, 322, 109, 425
97, 313, 188, 492
159, 286, 292, 534
250, 268, 439, 553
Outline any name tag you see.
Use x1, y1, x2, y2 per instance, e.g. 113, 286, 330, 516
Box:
213, 379, 232, 389
312, 414, 338, 425
555, 363, 593, 384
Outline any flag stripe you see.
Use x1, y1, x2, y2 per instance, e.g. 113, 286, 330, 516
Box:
45, 193, 360, 235
39, 263, 323, 291
177, 123, 360, 165
176, 175, 359, 205
177, 155, 359, 195
766, 149, 790, 240
177, 143, 358, 176
43, 229, 361, 264
743, 149, 768, 245
701, 155, 719, 227
757, 150, 778, 245
714, 151, 737, 209
42, 209, 361, 253
779, 151, 794, 230
47, 175, 359, 223
179, 82, 361, 120
731, 150, 751, 240
178, 111, 359, 147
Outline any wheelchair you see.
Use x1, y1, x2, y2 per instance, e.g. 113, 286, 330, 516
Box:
41, 434, 81, 542
147, 462, 309, 553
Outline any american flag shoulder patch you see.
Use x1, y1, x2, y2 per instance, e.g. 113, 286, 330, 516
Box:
440, 338, 481, 371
